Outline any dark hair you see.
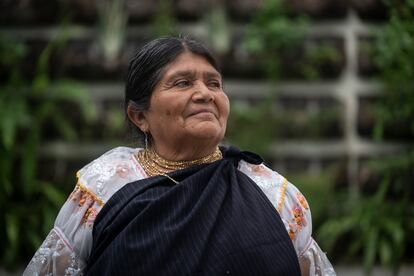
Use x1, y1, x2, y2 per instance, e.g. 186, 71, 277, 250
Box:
125, 36, 220, 145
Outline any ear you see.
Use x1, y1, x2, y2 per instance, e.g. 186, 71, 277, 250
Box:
127, 104, 149, 133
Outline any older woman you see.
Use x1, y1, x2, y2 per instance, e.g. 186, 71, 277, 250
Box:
24, 37, 335, 276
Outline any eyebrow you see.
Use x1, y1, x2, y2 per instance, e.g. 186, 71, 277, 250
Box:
164, 70, 222, 82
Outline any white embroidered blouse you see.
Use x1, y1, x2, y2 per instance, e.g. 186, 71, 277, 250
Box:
24, 147, 336, 276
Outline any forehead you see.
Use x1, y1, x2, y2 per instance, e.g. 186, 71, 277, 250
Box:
161, 52, 220, 79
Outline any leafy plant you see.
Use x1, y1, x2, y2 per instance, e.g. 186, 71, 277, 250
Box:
226, 99, 279, 156
0, 30, 95, 268
318, 155, 414, 275
243, 0, 308, 80
227, 0, 308, 154
373, 0, 414, 141
153, 0, 177, 36
318, 1, 414, 274
97, 0, 128, 68
301, 42, 342, 80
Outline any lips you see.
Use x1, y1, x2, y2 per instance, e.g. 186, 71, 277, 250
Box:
188, 108, 217, 118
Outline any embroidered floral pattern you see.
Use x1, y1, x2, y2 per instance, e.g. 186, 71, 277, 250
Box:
296, 192, 309, 210
116, 163, 131, 178
288, 204, 308, 240
243, 163, 276, 189
24, 147, 336, 276
82, 207, 98, 227
68, 183, 102, 228
23, 229, 84, 275
250, 164, 272, 176
277, 178, 288, 213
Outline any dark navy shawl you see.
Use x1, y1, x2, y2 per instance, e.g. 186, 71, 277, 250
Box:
86, 147, 301, 275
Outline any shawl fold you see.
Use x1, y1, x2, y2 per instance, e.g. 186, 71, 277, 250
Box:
86, 147, 301, 275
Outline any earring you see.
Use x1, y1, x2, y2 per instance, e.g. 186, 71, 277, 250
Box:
144, 132, 149, 150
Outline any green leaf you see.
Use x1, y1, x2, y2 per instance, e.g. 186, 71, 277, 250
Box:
41, 182, 66, 207
364, 228, 379, 273
5, 213, 18, 246
379, 239, 393, 266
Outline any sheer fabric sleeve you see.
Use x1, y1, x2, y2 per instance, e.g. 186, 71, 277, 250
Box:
238, 161, 336, 276
23, 147, 144, 276
23, 179, 103, 275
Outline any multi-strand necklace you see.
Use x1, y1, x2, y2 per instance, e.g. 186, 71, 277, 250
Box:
136, 147, 223, 184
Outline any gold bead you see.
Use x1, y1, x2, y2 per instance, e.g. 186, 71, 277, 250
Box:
136, 147, 222, 180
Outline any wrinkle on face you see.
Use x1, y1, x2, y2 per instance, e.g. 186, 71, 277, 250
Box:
142, 51, 230, 160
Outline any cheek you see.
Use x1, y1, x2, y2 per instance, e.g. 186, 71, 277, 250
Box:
218, 94, 230, 121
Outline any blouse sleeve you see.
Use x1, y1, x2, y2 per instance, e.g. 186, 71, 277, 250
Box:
23, 178, 103, 275
238, 161, 336, 276
23, 147, 143, 276
281, 182, 336, 276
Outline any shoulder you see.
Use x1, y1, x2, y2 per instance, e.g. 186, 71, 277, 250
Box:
238, 160, 312, 255
238, 160, 288, 212
76, 146, 146, 203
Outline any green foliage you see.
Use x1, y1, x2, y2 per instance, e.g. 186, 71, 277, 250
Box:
301, 42, 342, 80
204, 4, 230, 55
318, 155, 414, 274
0, 32, 95, 268
226, 99, 279, 156
318, 1, 414, 273
227, 0, 308, 154
227, 99, 341, 156
153, 0, 177, 36
243, 0, 308, 80
97, 0, 128, 66
373, 0, 414, 140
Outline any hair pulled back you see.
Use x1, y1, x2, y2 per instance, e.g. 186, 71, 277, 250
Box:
125, 36, 220, 144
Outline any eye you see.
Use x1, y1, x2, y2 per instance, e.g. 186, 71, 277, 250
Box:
207, 80, 221, 89
174, 79, 191, 88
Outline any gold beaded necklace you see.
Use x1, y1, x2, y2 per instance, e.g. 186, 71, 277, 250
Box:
136, 147, 223, 184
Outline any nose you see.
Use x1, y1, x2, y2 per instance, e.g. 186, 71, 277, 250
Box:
192, 82, 214, 103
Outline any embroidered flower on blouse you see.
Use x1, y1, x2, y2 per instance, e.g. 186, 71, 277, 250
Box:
288, 223, 298, 240
116, 164, 131, 178
69, 187, 81, 202
292, 204, 307, 228
82, 207, 99, 227
78, 193, 90, 207
288, 204, 308, 240
249, 164, 272, 177
296, 192, 309, 210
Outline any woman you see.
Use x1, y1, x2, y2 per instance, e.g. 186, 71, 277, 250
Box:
24, 36, 335, 275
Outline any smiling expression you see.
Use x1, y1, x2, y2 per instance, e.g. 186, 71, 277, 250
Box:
139, 51, 230, 159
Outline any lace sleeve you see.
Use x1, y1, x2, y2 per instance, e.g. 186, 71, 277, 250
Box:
23, 178, 103, 275
299, 238, 336, 276
23, 147, 144, 276
23, 228, 84, 275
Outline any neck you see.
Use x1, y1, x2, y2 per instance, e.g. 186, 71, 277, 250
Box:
136, 146, 223, 177
152, 140, 221, 161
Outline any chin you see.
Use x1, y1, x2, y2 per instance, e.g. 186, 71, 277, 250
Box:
186, 121, 226, 141
190, 127, 224, 140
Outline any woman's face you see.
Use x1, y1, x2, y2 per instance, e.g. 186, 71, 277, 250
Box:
141, 51, 230, 158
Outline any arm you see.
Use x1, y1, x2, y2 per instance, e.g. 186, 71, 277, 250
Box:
279, 178, 336, 276
24, 147, 143, 275
23, 182, 101, 275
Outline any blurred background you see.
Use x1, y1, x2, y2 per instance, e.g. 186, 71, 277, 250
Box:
0, 0, 413, 275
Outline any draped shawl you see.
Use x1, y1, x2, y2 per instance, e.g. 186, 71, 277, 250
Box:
86, 147, 301, 275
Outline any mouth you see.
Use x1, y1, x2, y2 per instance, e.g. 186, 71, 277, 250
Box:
189, 109, 217, 118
